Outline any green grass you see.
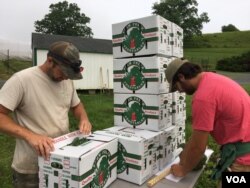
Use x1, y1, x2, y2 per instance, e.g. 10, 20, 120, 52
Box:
204, 31, 250, 48
0, 134, 15, 188
184, 48, 250, 70
185, 30, 250, 48
0, 60, 32, 79
183, 31, 250, 70
69, 93, 114, 132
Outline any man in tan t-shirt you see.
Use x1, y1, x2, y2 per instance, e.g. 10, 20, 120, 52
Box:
0, 41, 92, 187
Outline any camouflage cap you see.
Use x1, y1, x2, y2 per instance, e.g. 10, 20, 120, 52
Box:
48, 41, 83, 80
165, 58, 189, 92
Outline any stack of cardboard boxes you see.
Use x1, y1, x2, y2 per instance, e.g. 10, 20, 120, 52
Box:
96, 15, 186, 185
38, 15, 187, 188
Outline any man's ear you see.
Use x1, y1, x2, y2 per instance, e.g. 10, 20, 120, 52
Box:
178, 74, 185, 82
47, 56, 53, 63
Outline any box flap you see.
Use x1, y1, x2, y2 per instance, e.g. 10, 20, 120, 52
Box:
86, 133, 116, 142
51, 132, 116, 157
95, 127, 143, 142
53, 131, 87, 149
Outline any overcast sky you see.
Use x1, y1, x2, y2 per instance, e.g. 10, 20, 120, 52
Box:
0, 0, 250, 46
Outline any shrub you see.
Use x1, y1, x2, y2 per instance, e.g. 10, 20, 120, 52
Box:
216, 51, 250, 72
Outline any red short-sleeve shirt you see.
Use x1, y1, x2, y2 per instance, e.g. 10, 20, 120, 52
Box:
192, 72, 250, 165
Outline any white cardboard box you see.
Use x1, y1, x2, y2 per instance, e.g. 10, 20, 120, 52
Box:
172, 91, 186, 124
112, 15, 173, 58
114, 93, 172, 131
113, 56, 174, 94
38, 131, 118, 188
171, 23, 184, 58
175, 120, 186, 148
159, 126, 177, 170
94, 126, 161, 185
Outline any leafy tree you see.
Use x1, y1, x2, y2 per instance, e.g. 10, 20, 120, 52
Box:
221, 24, 239, 32
152, 0, 210, 39
34, 1, 93, 37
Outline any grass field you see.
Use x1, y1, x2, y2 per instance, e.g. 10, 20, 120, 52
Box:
185, 30, 250, 48
0, 59, 32, 80
0, 83, 249, 188
183, 30, 250, 71
184, 48, 250, 70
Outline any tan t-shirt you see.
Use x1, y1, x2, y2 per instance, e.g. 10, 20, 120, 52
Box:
0, 66, 80, 174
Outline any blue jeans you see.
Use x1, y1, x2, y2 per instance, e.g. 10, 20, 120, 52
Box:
12, 170, 39, 188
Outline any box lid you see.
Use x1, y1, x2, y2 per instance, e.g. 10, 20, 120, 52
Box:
51, 131, 116, 157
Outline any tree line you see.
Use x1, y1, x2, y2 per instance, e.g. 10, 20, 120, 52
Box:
34, 0, 240, 41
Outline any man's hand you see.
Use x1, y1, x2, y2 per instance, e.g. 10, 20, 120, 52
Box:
79, 119, 92, 135
71, 103, 92, 135
26, 133, 54, 160
0, 105, 54, 160
171, 163, 188, 177
171, 130, 209, 177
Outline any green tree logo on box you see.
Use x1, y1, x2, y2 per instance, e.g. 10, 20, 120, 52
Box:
123, 61, 145, 91
124, 96, 146, 126
122, 22, 145, 53
117, 142, 127, 174
92, 149, 111, 188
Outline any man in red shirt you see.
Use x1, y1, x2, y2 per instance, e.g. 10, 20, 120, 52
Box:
165, 58, 250, 184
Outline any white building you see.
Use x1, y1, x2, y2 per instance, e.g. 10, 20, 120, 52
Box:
32, 33, 113, 91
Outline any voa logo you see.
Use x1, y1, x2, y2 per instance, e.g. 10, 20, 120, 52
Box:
226, 176, 246, 184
